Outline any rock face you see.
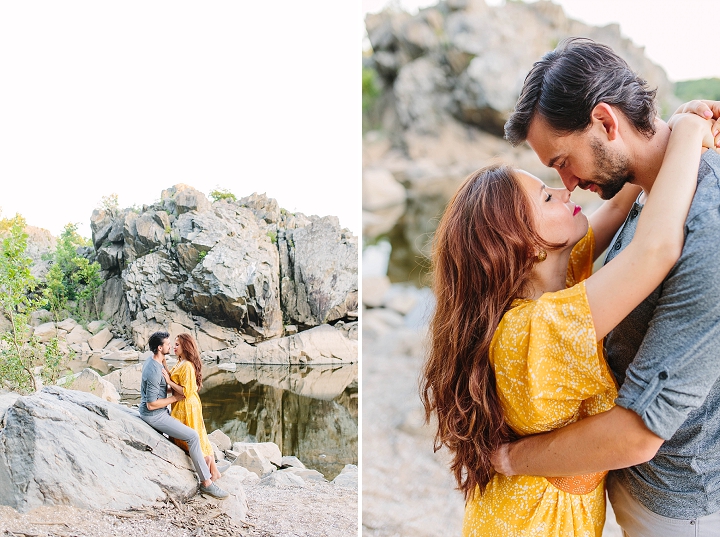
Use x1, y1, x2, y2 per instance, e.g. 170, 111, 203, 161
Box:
88, 189, 357, 358
363, 0, 679, 281
0, 387, 199, 512
279, 217, 358, 327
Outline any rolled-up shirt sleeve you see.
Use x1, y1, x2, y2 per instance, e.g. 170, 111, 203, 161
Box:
616, 205, 720, 440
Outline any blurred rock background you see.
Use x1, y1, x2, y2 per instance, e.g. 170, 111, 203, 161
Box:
358, 0, 716, 534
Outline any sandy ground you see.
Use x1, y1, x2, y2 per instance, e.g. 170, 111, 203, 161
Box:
0, 481, 358, 537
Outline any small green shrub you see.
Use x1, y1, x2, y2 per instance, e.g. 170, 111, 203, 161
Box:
209, 188, 237, 202
98, 193, 119, 213
267, 231, 277, 244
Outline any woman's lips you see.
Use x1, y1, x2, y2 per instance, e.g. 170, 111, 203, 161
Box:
573, 205, 582, 216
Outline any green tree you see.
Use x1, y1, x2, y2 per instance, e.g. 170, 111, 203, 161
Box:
675, 78, 720, 102
209, 187, 237, 202
45, 223, 103, 321
0, 215, 66, 393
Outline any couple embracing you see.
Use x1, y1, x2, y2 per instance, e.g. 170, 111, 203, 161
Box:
139, 330, 229, 500
422, 38, 720, 536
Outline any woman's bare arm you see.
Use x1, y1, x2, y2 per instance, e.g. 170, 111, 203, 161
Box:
585, 113, 713, 340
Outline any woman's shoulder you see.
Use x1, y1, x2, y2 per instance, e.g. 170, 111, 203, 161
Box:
173, 360, 196, 374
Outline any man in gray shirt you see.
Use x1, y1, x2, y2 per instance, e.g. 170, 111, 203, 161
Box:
139, 330, 228, 500
493, 37, 720, 536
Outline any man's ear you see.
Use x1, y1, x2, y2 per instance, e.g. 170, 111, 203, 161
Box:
591, 103, 620, 141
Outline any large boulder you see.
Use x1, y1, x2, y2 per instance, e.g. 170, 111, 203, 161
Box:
280, 217, 358, 327
180, 206, 283, 339
0, 387, 200, 512
104, 362, 143, 398
58, 368, 120, 403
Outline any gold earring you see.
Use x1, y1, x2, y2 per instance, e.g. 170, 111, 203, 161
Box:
536, 250, 547, 262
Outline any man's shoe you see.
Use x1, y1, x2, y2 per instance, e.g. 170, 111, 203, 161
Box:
199, 482, 229, 500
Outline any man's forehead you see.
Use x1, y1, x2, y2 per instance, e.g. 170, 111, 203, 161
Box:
527, 116, 582, 166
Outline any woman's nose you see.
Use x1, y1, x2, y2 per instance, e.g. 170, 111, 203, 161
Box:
550, 187, 571, 201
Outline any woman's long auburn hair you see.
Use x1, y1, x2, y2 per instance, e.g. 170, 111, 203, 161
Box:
176, 333, 203, 389
420, 164, 563, 500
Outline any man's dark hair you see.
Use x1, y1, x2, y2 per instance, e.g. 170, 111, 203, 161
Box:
504, 37, 657, 146
148, 331, 170, 354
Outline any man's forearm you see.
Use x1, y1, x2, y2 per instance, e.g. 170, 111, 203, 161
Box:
146, 394, 180, 411
505, 406, 664, 476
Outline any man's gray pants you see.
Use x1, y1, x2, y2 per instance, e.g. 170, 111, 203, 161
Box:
140, 409, 211, 482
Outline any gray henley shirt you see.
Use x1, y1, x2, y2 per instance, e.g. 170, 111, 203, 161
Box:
139, 358, 168, 417
604, 149, 720, 519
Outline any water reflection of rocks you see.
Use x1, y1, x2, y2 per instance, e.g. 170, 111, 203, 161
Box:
201, 364, 358, 480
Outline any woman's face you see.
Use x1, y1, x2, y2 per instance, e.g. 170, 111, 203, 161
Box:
174, 338, 182, 357
515, 170, 588, 250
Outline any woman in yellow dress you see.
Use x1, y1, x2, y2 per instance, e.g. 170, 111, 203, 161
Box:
420, 111, 715, 536
162, 333, 221, 481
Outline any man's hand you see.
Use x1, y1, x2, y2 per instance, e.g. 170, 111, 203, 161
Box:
671, 100, 720, 147
490, 443, 515, 476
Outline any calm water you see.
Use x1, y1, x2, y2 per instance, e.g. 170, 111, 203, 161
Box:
199, 363, 357, 480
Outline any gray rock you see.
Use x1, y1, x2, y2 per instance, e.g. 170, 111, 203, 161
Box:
280, 456, 306, 469
103, 350, 140, 361
56, 318, 78, 332
88, 327, 113, 351
208, 429, 233, 452
231, 446, 275, 478
231, 442, 282, 466
58, 368, 120, 403
104, 363, 143, 397
0, 387, 198, 512
332, 464, 358, 488
175, 187, 212, 215
33, 322, 57, 343
90, 208, 114, 250
237, 192, 281, 224
87, 355, 110, 375
213, 467, 249, 522
260, 471, 304, 488
66, 325, 92, 345
280, 217, 358, 327
280, 467, 327, 482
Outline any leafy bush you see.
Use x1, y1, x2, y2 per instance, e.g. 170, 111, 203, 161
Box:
45, 224, 103, 320
362, 67, 380, 114
98, 193, 120, 212
0, 215, 68, 392
209, 188, 237, 202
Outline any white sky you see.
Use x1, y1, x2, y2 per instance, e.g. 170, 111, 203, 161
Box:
0, 1, 360, 239
362, 0, 720, 82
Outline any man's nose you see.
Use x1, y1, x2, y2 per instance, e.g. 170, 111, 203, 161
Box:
559, 170, 578, 192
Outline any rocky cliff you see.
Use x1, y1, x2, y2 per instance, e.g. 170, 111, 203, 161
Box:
78, 185, 358, 363
362, 0, 678, 282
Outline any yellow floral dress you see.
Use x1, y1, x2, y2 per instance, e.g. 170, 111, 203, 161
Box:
463, 227, 619, 537
170, 360, 214, 457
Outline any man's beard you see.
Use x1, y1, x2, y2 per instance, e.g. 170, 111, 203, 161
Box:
587, 137, 634, 200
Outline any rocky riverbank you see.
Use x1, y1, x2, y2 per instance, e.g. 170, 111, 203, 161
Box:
0, 386, 357, 536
